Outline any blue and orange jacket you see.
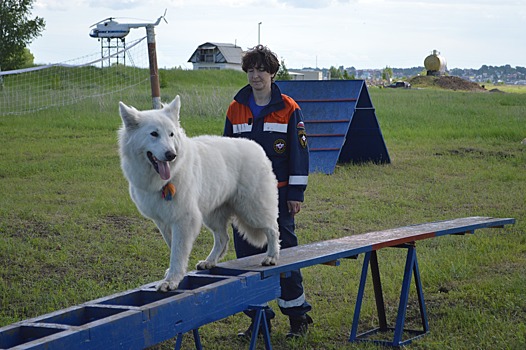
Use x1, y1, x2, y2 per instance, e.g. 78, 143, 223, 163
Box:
224, 83, 309, 202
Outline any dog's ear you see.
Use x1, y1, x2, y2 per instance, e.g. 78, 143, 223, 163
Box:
164, 95, 181, 126
119, 102, 140, 129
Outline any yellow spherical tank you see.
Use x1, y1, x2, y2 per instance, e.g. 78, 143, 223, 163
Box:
424, 50, 447, 75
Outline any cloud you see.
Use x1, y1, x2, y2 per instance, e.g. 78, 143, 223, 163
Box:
35, 0, 144, 11
35, 0, 85, 11
86, 0, 143, 10
277, 0, 352, 9
85, 0, 258, 10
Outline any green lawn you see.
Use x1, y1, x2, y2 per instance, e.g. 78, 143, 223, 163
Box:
0, 72, 525, 349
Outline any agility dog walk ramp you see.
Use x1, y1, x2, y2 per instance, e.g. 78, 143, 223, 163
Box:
0, 217, 515, 349
0, 270, 281, 350
276, 80, 390, 174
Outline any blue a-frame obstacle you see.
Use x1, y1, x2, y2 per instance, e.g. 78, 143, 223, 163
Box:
276, 80, 390, 174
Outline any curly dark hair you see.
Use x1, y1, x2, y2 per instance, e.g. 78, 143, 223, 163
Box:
241, 45, 280, 75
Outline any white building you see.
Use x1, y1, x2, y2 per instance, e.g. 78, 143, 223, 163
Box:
187, 42, 243, 71
288, 70, 323, 80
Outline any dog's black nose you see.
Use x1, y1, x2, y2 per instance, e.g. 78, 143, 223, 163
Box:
165, 151, 176, 161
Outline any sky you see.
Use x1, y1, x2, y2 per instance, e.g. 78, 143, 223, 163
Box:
29, 0, 526, 70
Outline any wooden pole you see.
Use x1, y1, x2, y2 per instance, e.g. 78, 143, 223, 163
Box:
146, 25, 161, 109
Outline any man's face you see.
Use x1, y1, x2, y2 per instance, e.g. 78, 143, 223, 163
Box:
247, 66, 273, 92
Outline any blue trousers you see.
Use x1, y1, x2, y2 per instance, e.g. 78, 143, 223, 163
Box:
233, 187, 312, 318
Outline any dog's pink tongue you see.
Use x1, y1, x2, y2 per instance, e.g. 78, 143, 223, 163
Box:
158, 161, 171, 180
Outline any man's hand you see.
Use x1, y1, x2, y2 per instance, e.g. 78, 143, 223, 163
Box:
287, 200, 302, 217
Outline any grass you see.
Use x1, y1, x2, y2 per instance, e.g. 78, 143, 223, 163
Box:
0, 71, 525, 350
482, 84, 526, 93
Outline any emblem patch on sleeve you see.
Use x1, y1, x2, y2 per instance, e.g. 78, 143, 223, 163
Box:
298, 130, 308, 149
274, 139, 286, 154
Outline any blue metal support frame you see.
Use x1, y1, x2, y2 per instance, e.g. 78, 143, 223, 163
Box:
349, 244, 429, 347
248, 305, 272, 350
174, 328, 202, 350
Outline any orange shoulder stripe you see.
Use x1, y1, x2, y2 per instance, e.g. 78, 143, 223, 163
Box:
264, 94, 299, 124
227, 101, 252, 125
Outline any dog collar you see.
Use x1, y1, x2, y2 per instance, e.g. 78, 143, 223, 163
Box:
161, 183, 176, 200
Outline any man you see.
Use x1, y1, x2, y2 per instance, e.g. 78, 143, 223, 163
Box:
224, 45, 312, 338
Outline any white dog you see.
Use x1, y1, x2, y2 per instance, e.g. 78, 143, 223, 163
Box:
118, 96, 280, 292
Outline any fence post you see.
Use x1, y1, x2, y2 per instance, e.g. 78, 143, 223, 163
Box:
146, 24, 161, 109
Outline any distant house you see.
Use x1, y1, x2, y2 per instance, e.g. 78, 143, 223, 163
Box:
187, 42, 243, 71
288, 70, 323, 80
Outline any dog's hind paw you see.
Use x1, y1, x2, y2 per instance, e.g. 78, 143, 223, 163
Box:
196, 260, 216, 270
156, 279, 179, 292
261, 256, 277, 266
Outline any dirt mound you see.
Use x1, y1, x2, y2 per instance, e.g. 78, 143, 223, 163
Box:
409, 75, 486, 91
489, 88, 505, 93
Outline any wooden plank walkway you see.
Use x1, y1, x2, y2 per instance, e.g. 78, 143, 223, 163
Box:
217, 216, 515, 277
216, 216, 515, 347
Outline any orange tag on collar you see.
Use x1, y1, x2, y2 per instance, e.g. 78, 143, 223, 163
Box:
162, 183, 176, 200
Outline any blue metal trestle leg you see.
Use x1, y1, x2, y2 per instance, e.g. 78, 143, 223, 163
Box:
349, 244, 429, 346
174, 328, 202, 350
249, 305, 272, 350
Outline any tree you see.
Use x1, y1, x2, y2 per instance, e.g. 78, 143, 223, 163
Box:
329, 66, 342, 80
0, 0, 45, 71
276, 59, 291, 80
382, 66, 393, 82
21, 47, 35, 67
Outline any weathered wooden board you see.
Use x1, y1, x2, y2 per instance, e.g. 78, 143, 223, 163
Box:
216, 217, 515, 278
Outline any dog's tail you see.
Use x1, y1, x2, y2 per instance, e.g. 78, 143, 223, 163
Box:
233, 218, 276, 248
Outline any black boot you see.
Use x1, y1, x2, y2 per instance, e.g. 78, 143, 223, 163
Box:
286, 314, 313, 338
237, 314, 273, 339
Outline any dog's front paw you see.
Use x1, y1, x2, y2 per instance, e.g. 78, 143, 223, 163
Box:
261, 256, 277, 266
156, 279, 179, 292
196, 260, 216, 270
